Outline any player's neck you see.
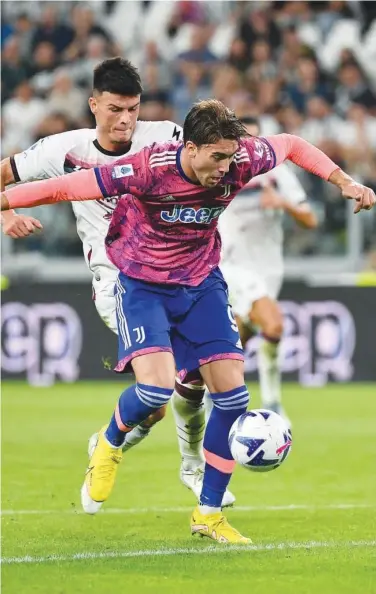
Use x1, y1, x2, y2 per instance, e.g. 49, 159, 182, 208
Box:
94, 134, 132, 156
179, 147, 200, 184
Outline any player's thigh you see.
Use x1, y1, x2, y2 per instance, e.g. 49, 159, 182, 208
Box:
173, 276, 243, 384
114, 273, 174, 383
200, 358, 245, 394
132, 352, 176, 389
221, 264, 268, 320
250, 295, 283, 338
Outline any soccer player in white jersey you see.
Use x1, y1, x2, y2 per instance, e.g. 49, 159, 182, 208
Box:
0, 58, 235, 507
219, 117, 318, 421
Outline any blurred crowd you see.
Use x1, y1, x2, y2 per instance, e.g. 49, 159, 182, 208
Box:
1, 0, 376, 258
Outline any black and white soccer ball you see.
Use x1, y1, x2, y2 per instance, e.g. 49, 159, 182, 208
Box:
228, 409, 292, 472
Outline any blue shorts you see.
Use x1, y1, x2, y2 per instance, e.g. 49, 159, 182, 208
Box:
114, 268, 243, 382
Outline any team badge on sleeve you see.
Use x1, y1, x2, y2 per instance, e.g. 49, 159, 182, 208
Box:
111, 164, 134, 179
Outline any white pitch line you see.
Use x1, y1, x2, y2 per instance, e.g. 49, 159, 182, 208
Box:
2, 540, 375, 565
1, 503, 374, 516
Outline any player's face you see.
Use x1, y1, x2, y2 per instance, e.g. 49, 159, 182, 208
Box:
89, 92, 140, 145
187, 139, 239, 188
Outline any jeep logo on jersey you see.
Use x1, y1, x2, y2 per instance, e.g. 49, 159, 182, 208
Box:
160, 205, 225, 224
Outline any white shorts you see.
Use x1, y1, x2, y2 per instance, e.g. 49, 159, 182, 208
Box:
92, 272, 118, 335
221, 264, 282, 319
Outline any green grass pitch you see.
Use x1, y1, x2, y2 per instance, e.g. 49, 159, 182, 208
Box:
1, 381, 376, 594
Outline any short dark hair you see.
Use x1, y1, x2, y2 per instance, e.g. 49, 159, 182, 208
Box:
183, 99, 249, 146
93, 57, 143, 96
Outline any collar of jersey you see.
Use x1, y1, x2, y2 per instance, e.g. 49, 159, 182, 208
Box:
176, 145, 201, 186
93, 138, 132, 157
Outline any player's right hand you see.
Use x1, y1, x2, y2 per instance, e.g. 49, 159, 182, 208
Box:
1, 213, 43, 238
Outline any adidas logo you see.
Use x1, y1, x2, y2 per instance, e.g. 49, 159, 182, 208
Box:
160, 195, 175, 202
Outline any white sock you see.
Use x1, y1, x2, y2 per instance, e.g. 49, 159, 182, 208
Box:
258, 338, 282, 409
171, 382, 205, 471
203, 389, 213, 424
199, 505, 221, 515
122, 425, 150, 452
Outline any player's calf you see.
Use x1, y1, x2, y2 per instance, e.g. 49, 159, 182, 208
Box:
171, 379, 236, 507
82, 382, 174, 514
250, 297, 287, 420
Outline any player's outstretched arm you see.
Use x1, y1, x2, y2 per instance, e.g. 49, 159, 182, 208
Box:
266, 134, 376, 213
0, 168, 102, 211
0, 158, 43, 236
0, 150, 150, 212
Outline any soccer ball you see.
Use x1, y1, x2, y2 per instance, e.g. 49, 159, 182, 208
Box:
228, 409, 292, 472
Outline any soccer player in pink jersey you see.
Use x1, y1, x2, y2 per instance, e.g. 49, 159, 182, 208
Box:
2, 99, 375, 543
1, 58, 234, 506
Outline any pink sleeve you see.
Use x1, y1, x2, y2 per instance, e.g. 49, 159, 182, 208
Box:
5, 169, 102, 210
266, 134, 339, 180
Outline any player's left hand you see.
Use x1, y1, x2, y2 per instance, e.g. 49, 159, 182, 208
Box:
260, 185, 285, 210
341, 181, 376, 213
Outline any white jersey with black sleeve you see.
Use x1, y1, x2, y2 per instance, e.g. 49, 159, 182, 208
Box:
12, 120, 183, 331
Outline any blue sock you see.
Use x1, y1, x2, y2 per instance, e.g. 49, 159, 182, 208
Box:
200, 385, 249, 508
105, 383, 173, 447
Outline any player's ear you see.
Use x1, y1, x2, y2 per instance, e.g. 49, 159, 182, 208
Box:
186, 141, 198, 158
88, 96, 97, 115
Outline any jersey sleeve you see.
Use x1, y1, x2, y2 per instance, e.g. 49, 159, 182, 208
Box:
11, 132, 81, 182
239, 137, 277, 180
94, 145, 153, 198
4, 145, 153, 210
167, 122, 183, 141
275, 164, 307, 206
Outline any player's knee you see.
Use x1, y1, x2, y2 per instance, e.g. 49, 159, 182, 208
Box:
132, 353, 176, 390
207, 364, 245, 394
263, 315, 284, 341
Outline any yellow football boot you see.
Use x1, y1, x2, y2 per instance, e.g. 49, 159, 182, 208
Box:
190, 506, 252, 544
81, 425, 122, 514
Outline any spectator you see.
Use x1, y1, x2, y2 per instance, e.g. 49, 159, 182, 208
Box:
33, 111, 78, 140
31, 4, 73, 55
240, 7, 281, 52
141, 41, 172, 98
173, 24, 218, 122
1, 36, 30, 103
212, 65, 250, 111
227, 38, 250, 73
28, 41, 58, 76
283, 55, 332, 113
335, 62, 376, 117
45, 70, 87, 121
300, 95, 342, 146
28, 41, 58, 94
247, 39, 278, 85
70, 35, 111, 89
337, 103, 376, 176
2, 80, 46, 151
13, 13, 35, 58
63, 4, 115, 62
177, 24, 218, 78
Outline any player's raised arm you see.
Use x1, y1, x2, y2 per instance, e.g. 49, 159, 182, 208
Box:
0, 148, 151, 212
264, 134, 376, 213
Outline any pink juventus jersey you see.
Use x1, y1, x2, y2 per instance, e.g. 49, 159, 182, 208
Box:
95, 137, 276, 286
